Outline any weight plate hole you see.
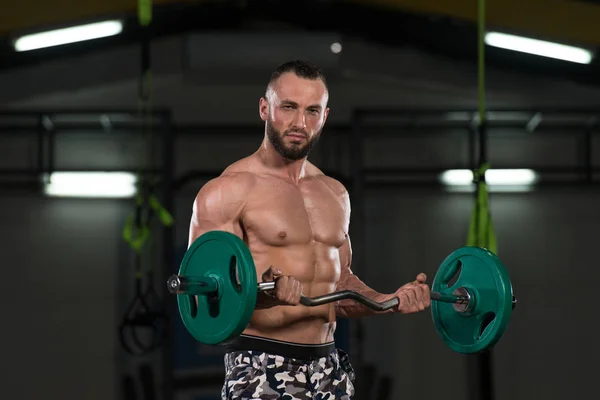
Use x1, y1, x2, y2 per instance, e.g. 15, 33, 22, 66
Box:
188, 295, 198, 318
447, 261, 462, 288
208, 298, 220, 317
229, 255, 242, 292
478, 312, 496, 339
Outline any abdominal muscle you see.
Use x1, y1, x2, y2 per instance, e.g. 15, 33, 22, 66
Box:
242, 240, 340, 345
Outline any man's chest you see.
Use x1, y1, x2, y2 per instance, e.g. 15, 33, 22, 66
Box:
242, 178, 348, 247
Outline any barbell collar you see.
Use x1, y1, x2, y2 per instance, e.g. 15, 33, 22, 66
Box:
169, 275, 276, 295
431, 291, 470, 304
167, 275, 219, 295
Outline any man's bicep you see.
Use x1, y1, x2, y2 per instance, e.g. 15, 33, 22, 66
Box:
188, 210, 242, 246
187, 177, 245, 247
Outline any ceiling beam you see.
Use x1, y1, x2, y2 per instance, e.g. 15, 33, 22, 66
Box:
347, 0, 600, 47
5, 0, 600, 49
0, 0, 199, 36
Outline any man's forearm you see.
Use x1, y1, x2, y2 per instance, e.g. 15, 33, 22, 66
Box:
334, 274, 395, 318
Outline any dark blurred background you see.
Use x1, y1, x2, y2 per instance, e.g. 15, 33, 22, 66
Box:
1, 0, 599, 399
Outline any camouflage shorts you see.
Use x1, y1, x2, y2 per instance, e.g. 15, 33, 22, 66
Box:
221, 349, 355, 399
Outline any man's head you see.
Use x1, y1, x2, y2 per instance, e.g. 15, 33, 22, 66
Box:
259, 60, 330, 161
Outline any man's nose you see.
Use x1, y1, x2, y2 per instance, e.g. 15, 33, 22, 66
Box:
291, 110, 306, 129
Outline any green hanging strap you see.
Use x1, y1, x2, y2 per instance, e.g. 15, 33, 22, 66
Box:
138, 0, 152, 27
119, 181, 173, 356
466, 164, 497, 254
122, 182, 174, 257
466, 0, 497, 255
149, 193, 174, 226
119, 0, 173, 358
122, 193, 151, 257
477, 0, 486, 124
122, 0, 166, 256
138, 0, 153, 181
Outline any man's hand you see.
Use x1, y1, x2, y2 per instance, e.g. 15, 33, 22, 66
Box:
261, 266, 303, 306
392, 273, 431, 314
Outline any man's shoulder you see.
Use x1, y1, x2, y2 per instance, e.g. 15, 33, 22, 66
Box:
198, 157, 257, 198
222, 155, 254, 173
307, 162, 348, 198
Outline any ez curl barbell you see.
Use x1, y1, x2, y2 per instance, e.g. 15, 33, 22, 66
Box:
167, 231, 517, 354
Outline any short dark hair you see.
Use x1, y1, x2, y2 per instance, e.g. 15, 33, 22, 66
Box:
266, 60, 328, 94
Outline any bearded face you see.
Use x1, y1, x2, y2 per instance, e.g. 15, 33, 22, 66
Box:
260, 72, 329, 161
265, 118, 322, 161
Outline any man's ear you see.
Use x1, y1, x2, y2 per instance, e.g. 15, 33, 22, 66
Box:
259, 97, 269, 121
322, 107, 330, 125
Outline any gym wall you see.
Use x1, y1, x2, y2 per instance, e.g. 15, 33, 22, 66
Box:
0, 32, 599, 400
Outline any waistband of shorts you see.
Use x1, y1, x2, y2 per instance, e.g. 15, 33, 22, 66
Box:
223, 334, 336, 360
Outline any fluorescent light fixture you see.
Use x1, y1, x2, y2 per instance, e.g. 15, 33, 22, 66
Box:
484, 31, 593, 64
13, 20, 123, 52
439, 169, 538, 192
43, 172, 137, 198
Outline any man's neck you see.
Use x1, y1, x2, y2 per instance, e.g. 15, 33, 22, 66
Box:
257, 142, 307, 184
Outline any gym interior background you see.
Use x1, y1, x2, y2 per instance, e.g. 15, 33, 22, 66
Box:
1, 1, 598, 399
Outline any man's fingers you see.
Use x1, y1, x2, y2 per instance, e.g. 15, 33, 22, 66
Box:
398, 292, 410, 313
415, 283, 430, 310
286, 278, 298, 304
275, 276, 291, 303
262, 266, 283, 281
272, 275, 303, 305
412, 287, 424, 311
261, 266, 273, 280
421, 283, 431, 307
294, 281, 302, 304
409, 286, 424, 311
403, 288, 418, 312
397, 283, 433, 313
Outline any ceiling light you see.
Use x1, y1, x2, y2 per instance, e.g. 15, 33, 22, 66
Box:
14, 20, 123, 52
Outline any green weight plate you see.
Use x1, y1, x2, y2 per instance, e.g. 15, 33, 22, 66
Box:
431, 246, 513, 354
177, 230, 258, 345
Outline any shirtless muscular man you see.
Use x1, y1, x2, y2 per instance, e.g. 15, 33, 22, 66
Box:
188, 60, 431, 400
